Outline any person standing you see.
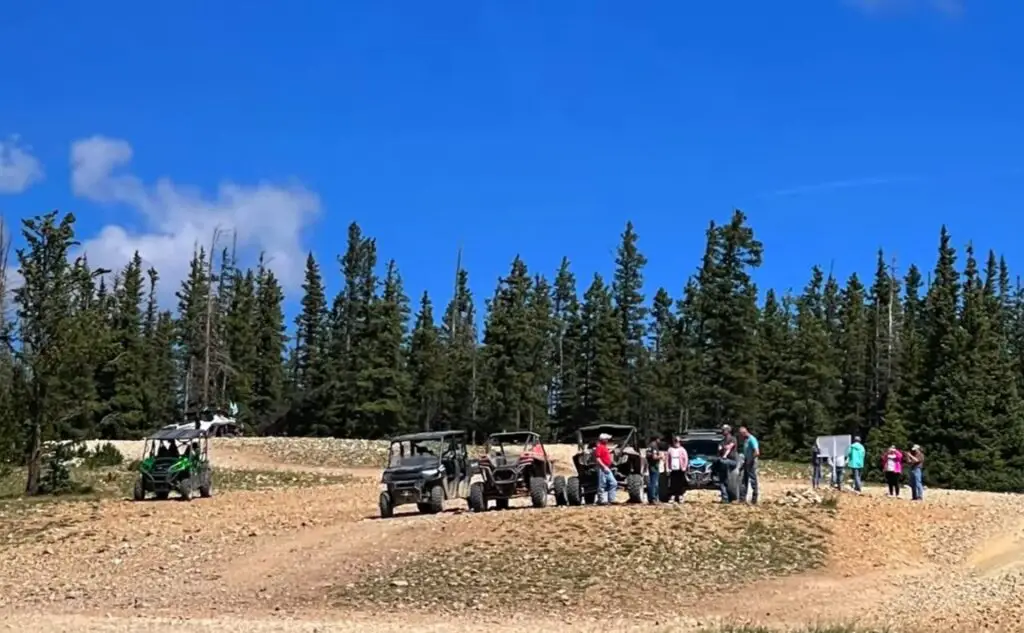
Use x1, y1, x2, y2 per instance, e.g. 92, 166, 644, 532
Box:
882, 445, 904, 497
738, 426, 759, 504
665, 436, 688, 503
846, 436, 866, 493
811, 443, 823, 489
717, 425, 738, 503
833, 453, 846, 490
646, 436, 663, 504
907, 444, 925, 501
595, 433, 617, 505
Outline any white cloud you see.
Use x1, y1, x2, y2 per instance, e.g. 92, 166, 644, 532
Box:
0, 135, 44, 194
71, 135, 321, 296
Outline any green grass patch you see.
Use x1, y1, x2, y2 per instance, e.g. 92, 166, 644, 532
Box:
336, 506, 830, 614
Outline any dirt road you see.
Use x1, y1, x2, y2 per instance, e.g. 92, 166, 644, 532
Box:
3, 438, 1023, 632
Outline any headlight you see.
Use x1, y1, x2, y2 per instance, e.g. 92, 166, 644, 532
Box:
422, 469, 439, 477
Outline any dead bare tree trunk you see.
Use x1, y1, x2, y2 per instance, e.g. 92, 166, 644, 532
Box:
201, 228, 223, 409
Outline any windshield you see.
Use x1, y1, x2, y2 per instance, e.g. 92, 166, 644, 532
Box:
683, 439, 720, 458
388, 439, 444, 468
486, 435, 534, 461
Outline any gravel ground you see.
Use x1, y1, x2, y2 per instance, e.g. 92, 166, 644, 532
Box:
4, 439, 1024, 633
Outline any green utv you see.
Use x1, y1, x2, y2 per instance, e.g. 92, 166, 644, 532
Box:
133, 426, 213, 501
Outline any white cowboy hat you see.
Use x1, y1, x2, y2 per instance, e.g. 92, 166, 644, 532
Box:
598, 433, 612, 440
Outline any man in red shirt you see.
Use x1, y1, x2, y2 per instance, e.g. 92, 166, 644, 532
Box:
595, 432, 617, 505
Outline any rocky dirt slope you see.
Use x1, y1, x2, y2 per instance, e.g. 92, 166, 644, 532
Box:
2, 438, 1023, 632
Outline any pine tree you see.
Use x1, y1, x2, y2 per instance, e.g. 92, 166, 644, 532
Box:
15, 212, 85, 493
788, 266, 838, 454
408, 291, 445, 431
550, 257, 582, 439
611, 221, 648, 428
102, 252, 148, 438
441, 267, 478, 431
577, 274, 626, 424
355, 259, 411, 438
916, 226, 963, 486
644, 287, 676, 437
251, 257, 287, 426
756, 289, 796, 456
836, 272, 869, 436
480, 256, 537, 433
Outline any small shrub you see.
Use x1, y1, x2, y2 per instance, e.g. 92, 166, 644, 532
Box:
125, 458, 141, 472
82, 442, 124, 469
38, 441, 88, 495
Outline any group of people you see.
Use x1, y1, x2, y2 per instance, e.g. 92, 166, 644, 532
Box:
590, 424, 761, 506
812, 436, 926, 500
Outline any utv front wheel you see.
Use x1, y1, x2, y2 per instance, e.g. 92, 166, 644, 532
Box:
178, 478, 193, 501
529, 477, 549, 508
552, 476, 568, 506
132, 478, 145, 501
468, 482, 486, 512
379, 492, 395, 519
626, 474, 644, 504
199, 472, 213, 498
428, 485, 445, 514
566, 476, 582, 506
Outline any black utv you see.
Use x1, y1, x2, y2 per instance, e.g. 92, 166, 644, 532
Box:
378, 430, 475, 518
566, 424, 646, 505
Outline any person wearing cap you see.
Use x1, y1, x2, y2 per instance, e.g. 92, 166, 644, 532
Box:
594, 432, 617, 505
846, 436, 866, 493
737, 426, 759, 504
717, 425, 738, 503
906, 444, 925, 501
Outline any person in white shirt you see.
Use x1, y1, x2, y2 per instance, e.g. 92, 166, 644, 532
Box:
665, 436, 689, 503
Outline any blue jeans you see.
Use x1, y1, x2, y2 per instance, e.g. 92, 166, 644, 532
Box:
648, 466, 660, 503
741, 461, 759, 504
812, 461, 822, 488
833, 467, 845, 489
598, 469, 617, 504
851, 468, 862, 492
718, 458, 737, 502
910, 468, 924, 500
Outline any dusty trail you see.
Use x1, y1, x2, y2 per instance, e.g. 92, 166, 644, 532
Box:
6, 439, 1024, 632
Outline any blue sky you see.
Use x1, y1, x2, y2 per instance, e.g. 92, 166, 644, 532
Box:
1, 0, 1023, 321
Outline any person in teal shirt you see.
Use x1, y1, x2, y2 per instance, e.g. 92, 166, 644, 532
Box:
738, 426, 759, 504
846, 436, 865, 492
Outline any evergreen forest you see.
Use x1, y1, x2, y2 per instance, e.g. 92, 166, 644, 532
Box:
2, 209, 1023, 494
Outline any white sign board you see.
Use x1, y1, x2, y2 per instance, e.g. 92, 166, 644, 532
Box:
816, 434, 852, 483
815, 434, 852, 459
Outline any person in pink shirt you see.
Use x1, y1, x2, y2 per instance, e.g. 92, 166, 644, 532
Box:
882, 445, 903, 497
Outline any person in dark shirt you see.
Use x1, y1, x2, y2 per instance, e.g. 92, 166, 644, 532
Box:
645, 436, 663, 504
811, 444, 822, 489
718, 425, 738, 503
907, 444, 925, 501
